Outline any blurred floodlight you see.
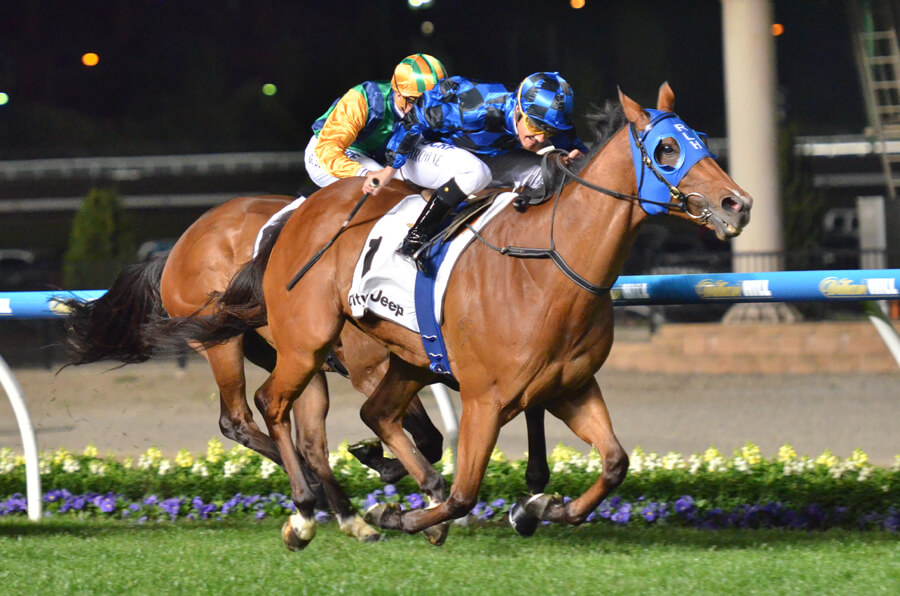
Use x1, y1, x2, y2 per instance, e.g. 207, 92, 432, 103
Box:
262, 83, 278, 96
421, 21, 434, 36
0, 92, 8, 106
408, 0, 434, 9
771, 23, 784, 36
82, 52, 100, 67
570, 0, 586, 8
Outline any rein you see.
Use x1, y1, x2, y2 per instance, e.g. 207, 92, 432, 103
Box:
468, 119, 713, 295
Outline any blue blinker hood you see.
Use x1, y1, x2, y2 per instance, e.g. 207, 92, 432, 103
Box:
629, 109, 715, 215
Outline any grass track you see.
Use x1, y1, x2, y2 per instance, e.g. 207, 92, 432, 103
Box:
1, 518, 898, 595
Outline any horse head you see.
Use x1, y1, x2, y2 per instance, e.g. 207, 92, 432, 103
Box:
619, 82, 752, 240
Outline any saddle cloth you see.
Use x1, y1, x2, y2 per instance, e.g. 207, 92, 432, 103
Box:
348, 192, 517, 332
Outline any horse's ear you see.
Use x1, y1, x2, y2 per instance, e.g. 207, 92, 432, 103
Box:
618, 86, 649, 128
657, 81, 675, 112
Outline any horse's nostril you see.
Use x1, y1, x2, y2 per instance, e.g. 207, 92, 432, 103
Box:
722, 197, 741, 213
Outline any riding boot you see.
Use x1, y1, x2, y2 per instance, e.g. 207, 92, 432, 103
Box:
397, 178, 467, 261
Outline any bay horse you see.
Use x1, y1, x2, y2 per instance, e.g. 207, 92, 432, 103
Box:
61, 195, 456, 542
155, 83, 752, 548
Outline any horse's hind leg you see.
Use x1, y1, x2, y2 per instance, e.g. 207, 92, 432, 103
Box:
291, 369, 381, 543
205, 339, 282, 464
524, 406, 550, 494
513, 379, 628, 532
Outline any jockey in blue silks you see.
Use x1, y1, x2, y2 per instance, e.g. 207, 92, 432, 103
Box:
361, 72, 589, 264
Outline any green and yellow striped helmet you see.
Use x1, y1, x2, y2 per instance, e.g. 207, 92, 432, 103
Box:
391, 54, 447, 100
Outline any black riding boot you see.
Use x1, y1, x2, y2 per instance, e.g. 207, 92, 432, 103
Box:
397, 179, 467, 261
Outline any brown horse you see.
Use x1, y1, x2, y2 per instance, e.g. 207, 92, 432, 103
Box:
156, 83, 752, 548
62, 195, 451, 542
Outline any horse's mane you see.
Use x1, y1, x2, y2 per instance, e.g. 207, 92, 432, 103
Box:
540, 100, 625, 196
583, 100, 627, 158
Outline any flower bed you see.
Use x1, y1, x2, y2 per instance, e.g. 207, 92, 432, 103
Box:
1, 440, 898, 530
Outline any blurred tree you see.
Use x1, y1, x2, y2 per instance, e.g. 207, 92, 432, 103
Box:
63, 188, 135, 289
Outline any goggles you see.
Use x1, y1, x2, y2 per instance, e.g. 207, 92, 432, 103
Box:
521, 112, 560, 137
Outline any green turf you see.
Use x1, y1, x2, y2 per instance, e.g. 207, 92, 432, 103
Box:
1, 518, 898, 595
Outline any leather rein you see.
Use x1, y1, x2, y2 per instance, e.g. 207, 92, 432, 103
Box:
467, 120, 714, 295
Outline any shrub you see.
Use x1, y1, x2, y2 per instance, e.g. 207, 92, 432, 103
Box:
62, 188, 135, 289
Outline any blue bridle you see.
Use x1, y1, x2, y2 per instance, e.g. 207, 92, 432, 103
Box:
628, 109, 716, 215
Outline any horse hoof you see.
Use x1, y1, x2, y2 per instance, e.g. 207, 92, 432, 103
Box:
281, 513, 316, 552
338, 514, 384, 543
508, 502, 539, 537
348, 438, 382, 462
364, 502, 401, 529
422, 521, 450, 546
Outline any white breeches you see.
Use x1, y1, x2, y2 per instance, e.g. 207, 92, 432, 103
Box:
304, 135, 388, 188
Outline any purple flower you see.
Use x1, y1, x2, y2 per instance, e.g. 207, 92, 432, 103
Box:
143, 495, 158, 506
314, 510, 330, 523
674, 496, 695, 514
642, 505, 659, 522
611, 507, 631, 524
406, 493, 424, 509
160, 497, 183, 519
384, 484, 397, 497
491, 498, 506, 509
255, 510, 267, 520
97, 495, 116, 513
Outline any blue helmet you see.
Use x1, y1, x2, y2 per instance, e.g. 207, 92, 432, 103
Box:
515, 72, 576, 135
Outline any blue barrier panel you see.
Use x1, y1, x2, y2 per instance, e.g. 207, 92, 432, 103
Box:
611, 269, 900, 305
0, 269, 898, 319
0, 290, 106, 319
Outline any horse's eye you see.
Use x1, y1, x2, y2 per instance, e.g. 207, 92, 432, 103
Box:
654, 138, 680, 168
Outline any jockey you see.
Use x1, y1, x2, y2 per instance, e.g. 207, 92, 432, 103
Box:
304, 53, 448, 187
361, 72, 588, 262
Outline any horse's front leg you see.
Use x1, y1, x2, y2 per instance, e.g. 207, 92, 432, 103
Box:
373, 396, 501, 536
512, 378, 628, 533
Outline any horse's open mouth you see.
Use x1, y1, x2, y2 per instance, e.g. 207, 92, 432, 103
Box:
709, 215, 743, 240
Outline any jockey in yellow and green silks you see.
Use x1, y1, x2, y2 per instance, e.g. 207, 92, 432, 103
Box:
304, 54, 448, 187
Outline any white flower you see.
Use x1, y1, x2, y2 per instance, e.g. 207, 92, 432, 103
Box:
662, 452, 685, 471
733, 457, 750, 473
62, 457, 81, 473
157, 459, 171, 476
857, 466, 873, 482
706, 457, 728, 473
89, 461, 107, 476
0, 447, 19, 473
190, 462, 209, 477
259, 459, 279, 479
39, 460, 51, 475
223, 459, 244, 478
688, 455, 703, 475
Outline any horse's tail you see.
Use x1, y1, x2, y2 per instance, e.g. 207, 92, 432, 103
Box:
146, 212, 287, 352
62, 256, 168, 366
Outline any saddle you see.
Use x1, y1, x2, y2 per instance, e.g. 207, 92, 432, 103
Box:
419, 189, 502, 258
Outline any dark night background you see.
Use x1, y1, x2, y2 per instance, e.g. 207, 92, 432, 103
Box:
0, 0, 866, 160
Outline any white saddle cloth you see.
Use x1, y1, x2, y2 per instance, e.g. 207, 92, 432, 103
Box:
348, 192, 517, 332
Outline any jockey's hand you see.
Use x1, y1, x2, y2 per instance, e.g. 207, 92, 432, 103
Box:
564, 148, 584, 163
362, 167, 396, 195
